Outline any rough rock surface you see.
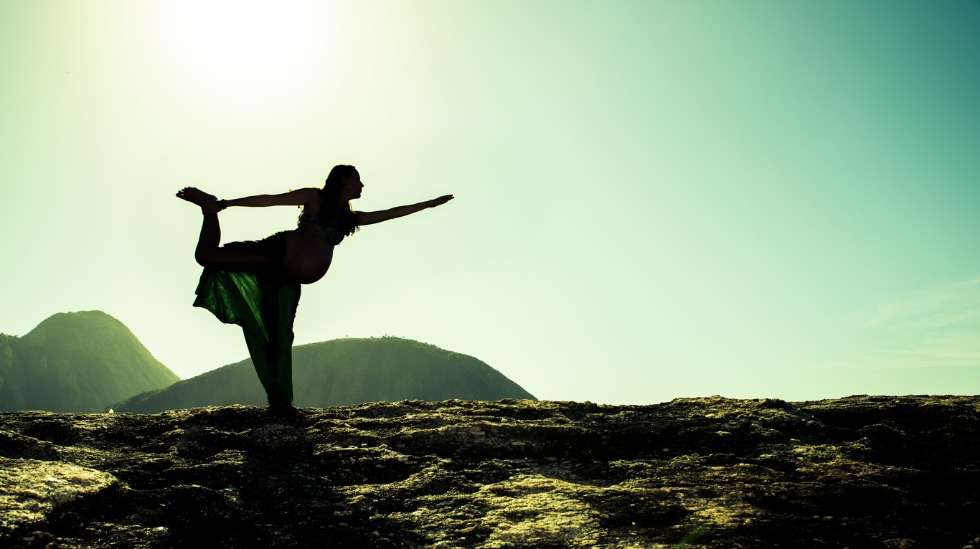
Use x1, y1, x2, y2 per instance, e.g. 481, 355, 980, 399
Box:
0, 458, 119, 536
0, 395, 978, 548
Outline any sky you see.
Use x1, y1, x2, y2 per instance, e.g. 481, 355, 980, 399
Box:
1, 0, 978, 405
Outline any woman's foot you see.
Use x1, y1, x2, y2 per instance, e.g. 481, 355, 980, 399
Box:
267, 403, 305, 420
176, 187, 221, 213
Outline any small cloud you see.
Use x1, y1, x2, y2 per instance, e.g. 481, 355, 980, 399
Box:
833, 275, 980, 370
861, 276, 980, 331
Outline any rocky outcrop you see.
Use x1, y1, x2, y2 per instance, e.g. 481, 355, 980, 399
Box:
0, 395, 978, 547
0, 458, 118, 537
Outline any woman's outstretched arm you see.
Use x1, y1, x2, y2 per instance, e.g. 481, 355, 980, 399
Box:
355, 194, 454, 226
218, 188, 318, 210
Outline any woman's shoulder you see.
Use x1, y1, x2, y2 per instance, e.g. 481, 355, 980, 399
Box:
300, 188, 323, 213
304, 186, 323, 201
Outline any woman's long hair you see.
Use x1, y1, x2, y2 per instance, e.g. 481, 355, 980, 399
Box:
297, 164, 361, 237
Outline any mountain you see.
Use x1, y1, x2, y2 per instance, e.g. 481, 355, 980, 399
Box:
0, 311, 180, 412
115, 336, 535, 412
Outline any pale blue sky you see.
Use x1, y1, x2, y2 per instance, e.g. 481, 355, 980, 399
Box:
2, 1, 978, 404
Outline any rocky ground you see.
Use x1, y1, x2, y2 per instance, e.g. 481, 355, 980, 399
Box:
1, 395, 978, 548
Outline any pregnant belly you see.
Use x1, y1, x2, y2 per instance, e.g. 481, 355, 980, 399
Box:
284, 230, 333, 284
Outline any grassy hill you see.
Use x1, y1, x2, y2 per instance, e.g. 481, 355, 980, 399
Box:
115, 336, 535, 412
0, 311, 179, 412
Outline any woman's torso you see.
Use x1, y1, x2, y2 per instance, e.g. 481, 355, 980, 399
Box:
285, 190, 344, 284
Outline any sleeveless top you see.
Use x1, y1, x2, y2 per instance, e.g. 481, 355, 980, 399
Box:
297, 210, 345, 246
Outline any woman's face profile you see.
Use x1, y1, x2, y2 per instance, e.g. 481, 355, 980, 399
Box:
341, 171, 363, 200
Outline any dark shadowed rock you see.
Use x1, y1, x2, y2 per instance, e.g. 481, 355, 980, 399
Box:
0, 395, 978, 547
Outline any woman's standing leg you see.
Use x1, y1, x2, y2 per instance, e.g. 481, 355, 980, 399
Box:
261, 279, 301, 409
236, 278, 300, 411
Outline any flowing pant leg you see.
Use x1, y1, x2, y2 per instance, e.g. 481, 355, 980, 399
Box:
254, 274, 301, 407
192, 231, 300, 407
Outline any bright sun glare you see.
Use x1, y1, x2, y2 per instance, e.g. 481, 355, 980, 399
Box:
151, 1, 331, 111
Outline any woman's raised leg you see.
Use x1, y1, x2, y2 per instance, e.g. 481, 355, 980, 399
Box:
178, 186, 274, 271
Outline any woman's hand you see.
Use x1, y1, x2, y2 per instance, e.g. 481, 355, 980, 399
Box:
427, 194, 454, 208
202, 199, 227, 214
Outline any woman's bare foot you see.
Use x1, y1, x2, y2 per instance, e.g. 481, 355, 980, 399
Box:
266, 404, 305, 421
176, 187, 221, 213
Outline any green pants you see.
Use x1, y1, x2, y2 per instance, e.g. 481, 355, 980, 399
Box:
192, 233, 301, 407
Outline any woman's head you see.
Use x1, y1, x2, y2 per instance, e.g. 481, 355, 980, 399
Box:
323, 164, 362, 202
316, 164, 362, 236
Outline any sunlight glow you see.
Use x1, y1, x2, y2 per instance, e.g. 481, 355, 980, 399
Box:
151, 0, 333, 112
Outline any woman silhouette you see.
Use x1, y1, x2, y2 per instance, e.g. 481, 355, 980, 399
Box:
176, 165, 453, 417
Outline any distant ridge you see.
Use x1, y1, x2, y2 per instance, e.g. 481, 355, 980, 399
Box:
0, 311, 179, 412
115, 336, 536, 412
